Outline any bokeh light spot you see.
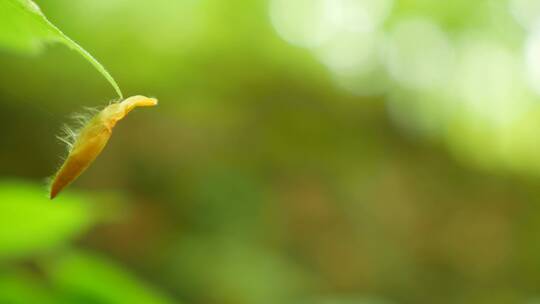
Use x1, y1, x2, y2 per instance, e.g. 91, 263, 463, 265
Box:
384, 18, 454, 90
510, 0, 540, 29
270, 0, 340, 48
525, 23, 540, 96
316, 30, 378, 76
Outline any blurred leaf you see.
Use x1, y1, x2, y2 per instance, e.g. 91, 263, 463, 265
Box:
49, 251, 174, 304
0, 270, 58, 304
0, 180, 93, 259
0, 0, 123, 98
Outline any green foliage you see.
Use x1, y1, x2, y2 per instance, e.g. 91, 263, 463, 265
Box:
0, 181, 175, 303
0, 0, 123, 98
0, 180, 93, 259
3, 0, 540, 303
0, 271, 57, 304
0, 251, 177, 304
47, 252, 175, 304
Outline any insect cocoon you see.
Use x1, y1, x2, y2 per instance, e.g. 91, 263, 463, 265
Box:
50, 95, 158, 199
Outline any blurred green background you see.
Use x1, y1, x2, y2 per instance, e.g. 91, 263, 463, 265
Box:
3, 0, 540, 303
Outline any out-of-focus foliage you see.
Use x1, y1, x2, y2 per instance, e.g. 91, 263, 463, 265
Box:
3, 0, 540, 304
0, 179, 175, 303
0, 0, 122, 97
0, 180, 92, 259
0, 270, 57, 304
48, 252, 174, 304
0, 0, 57, 53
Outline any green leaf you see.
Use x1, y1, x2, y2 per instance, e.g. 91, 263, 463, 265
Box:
0, 270, 59, 304
0, 0, 123, 98
49, 251, 175, 304
0, 180, 94, 259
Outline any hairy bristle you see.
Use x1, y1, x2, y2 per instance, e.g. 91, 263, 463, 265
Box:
50, 106, 102, 190
57, 107, 101, 151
